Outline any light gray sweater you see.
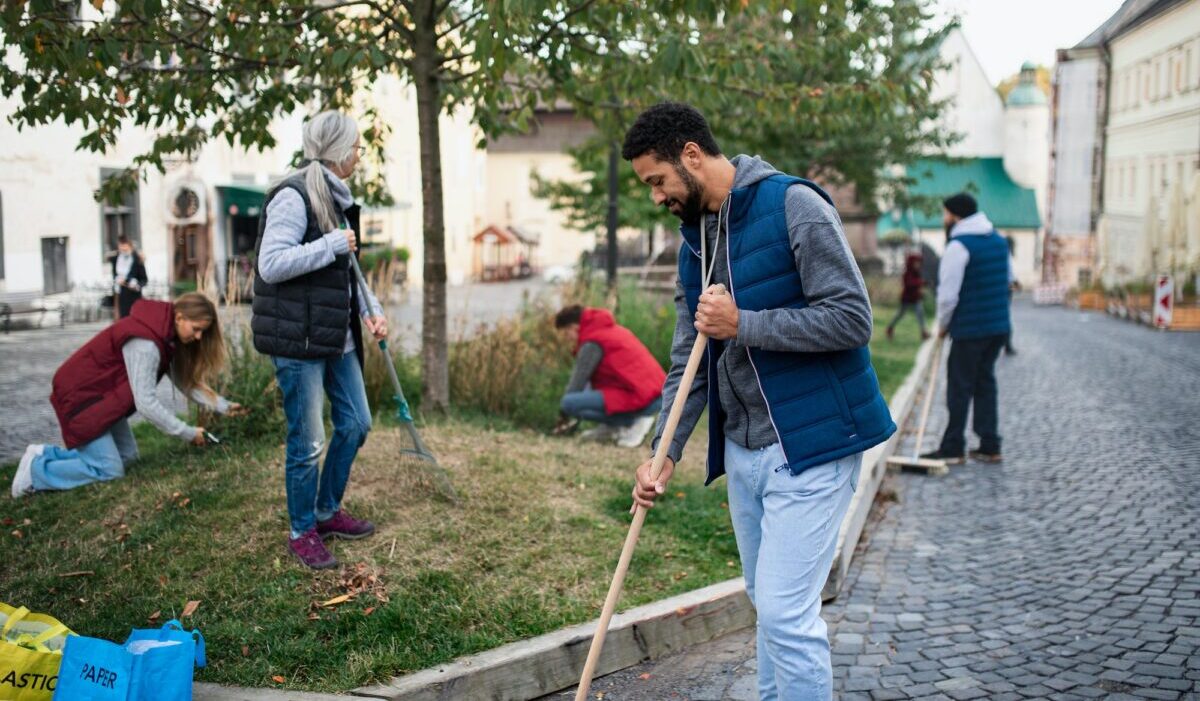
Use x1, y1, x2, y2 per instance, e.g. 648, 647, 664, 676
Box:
257, 166, 383, 353
652, 155, 874, 464
122, 338, 230, 441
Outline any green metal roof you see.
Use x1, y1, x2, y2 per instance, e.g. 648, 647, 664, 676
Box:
877, 157, 1042, 237
1007, 83, 1048, 106
216, 184, 267, 218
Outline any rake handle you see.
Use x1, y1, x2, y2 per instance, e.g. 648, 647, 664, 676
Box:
574, 331, 708, 700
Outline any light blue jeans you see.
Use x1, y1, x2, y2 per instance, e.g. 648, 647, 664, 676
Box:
31, 418, 139, 491
272, 352, 372, 538
725, 440, 862, 701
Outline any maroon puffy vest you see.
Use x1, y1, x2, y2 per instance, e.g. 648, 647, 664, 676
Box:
51, 300, 175, 448
575, 307, 666, 415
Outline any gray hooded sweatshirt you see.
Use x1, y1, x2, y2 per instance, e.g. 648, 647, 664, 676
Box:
651, 155, 874, 464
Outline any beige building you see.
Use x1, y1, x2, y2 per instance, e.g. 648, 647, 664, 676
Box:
1048, 0, 1200, 289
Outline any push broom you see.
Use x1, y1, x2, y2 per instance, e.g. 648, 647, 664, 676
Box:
348, 249, 459, 503
886, 336, 948, 475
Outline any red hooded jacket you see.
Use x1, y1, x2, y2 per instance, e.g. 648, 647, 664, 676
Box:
576, 307, 665, 415
50, 299, 176, 448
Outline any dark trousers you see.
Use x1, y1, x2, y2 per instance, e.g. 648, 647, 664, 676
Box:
939, 334, 1006, 455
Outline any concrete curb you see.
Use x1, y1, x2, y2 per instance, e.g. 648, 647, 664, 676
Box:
194, 341, 935, 701
353, 579, 753, 700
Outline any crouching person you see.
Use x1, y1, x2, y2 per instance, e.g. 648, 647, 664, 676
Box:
554, 305, 665, 448
12, 294, 245, 498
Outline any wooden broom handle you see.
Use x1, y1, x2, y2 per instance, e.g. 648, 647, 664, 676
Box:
574, 331, 708, 700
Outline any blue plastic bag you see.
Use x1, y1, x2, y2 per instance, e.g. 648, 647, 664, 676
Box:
53, 621, 204, 701
53, 636, 133, 701
123, 620, 205, 701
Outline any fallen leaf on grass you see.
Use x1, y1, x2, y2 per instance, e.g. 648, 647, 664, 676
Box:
1, 517, 12, 526
272, 675, 285, 684
362, 607, 376, 617
307, 613, 321, 621
241, 645, 250, 657
148, 611, 161, 622
181, 600, 201, 618
673, 571, 689, 581
11, 530, 22, 539
321, 594, 354, 608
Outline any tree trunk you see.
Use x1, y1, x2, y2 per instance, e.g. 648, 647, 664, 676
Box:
413, 0, 449, 411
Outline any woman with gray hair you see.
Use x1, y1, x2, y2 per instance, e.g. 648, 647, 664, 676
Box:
251, 110, 387, 570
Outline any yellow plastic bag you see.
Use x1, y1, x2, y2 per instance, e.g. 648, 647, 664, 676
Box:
0, 603, 74, 701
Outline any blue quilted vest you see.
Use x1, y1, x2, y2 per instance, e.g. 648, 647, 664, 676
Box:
679, 174, 896, 484
948, 232, 1012, 340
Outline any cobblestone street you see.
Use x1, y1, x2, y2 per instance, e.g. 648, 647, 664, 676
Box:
550, 301, 1200, 700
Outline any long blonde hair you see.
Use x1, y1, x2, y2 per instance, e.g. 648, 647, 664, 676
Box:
278, 110, 359, 232
172, 292, 225, 397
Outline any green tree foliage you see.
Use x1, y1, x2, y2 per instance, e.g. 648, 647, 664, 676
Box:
535, 1, 957, 234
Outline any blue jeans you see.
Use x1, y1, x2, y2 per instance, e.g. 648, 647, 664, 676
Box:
725, 440, 862, 701
30, 419, 139, 491
559, 389, 660, 427
273, 352, 372, 538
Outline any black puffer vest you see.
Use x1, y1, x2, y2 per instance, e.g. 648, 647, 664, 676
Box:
251, 174, 364, 364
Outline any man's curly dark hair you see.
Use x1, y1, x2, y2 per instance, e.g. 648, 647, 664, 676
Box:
621, 102, 722, 163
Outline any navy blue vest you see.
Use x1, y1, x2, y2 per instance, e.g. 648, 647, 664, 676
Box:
948, 233, 1012, 340
679, 174, 896, 484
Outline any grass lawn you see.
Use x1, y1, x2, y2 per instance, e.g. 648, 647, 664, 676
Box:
0, 304, 921, 692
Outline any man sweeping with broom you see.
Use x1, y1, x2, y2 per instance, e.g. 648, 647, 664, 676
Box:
624, 102, 896, 700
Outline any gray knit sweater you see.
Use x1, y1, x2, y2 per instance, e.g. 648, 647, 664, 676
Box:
122, 338, 230, 441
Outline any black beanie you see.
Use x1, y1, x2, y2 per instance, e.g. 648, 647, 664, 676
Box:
943, 193, 978, 219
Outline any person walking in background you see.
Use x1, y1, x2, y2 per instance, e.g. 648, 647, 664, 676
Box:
886, 252, 929, 341
922, 192, 1012, 465
252, 110, 387, 570
553, 305, 665, 448
110, 234, 148, 319
11, 293, 245, 498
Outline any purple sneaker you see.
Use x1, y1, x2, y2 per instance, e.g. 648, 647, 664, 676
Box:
288, 528, 338, 569
316, 509, 376, 541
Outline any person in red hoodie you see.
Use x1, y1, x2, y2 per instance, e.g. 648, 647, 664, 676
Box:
11, 293, 247, 498
553, 305, 666, 448
886, 252, 930, 341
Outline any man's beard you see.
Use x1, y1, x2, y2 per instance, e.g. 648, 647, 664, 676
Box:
666, 164, 706, 226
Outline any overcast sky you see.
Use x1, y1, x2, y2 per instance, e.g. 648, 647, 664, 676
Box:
936, 0, 1128, 84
